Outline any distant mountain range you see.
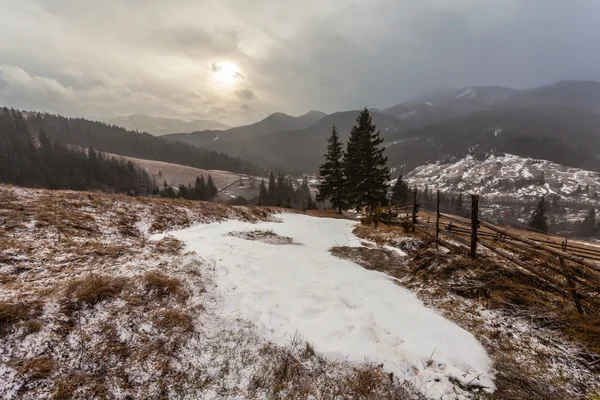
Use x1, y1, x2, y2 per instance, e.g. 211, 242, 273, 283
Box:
109, 114, 230, 136
381, 80, 600, 128
7, 80, 600, 188
161, 80, 600, 174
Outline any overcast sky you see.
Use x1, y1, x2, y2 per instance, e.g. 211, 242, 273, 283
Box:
1, 0, 600, 126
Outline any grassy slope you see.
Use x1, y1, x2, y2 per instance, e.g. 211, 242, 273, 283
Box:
0, 186, 421, 400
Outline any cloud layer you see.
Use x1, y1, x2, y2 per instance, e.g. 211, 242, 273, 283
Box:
1, 0, 599, 125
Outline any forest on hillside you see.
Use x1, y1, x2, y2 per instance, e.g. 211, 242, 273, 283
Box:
24, 111, 260, 176
0, 108, 155, 194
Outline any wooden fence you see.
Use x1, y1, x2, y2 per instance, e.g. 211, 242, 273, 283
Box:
381, 190, 600, 314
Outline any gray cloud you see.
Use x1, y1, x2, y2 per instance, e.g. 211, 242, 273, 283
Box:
235, 89, 255, 101
240, 103, 255, 112
1, 0, 600, 125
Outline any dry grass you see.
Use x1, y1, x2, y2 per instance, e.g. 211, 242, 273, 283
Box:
154, 235, 184, 254
11, 356, 56, 380
143, 271, 188, 302
64, 275, 127, 308
330, 246, 403, 276
0, 300, 42, 334
153, 309, 194, 332
228, 229, 297, 245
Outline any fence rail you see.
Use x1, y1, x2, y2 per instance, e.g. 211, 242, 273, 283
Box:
380, 190, 600, 314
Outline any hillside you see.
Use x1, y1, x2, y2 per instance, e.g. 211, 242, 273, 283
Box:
22, 111, 260, 175
405, 153, 600, 201
109, 114, 230, 136
170, 110, 405, 172
116, 155, 262, 202
2, 186, 598, 399
385, 105, 600, 174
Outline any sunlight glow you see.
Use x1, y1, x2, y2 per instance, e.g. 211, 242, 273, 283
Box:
213, 61, 241, 85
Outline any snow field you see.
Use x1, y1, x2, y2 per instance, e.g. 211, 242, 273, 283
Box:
154, 214, 495, 398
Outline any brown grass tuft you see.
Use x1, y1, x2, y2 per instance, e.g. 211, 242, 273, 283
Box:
12, 356, 56, 380
65, 275, 127, 307
349, 366, 386, 397
143, 271, 188, 302
153, 309, 194, 332
23, 319, 43, 334
154, 236, 184, 254
0, 300, 43, 333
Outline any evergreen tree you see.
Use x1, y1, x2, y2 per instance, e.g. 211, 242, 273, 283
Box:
391, 176, 410, 204
344, 108, 390, 212
528, 197, 549, 233
317, 124, 348, 214
579, 208, 596, 237
267, 171, 277, 206
194, 174, 207, 200
258, 180, 269, 206
206, 174, 218, 198
276, 173, 287, 206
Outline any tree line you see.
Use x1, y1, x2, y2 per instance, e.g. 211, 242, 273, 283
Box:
317, 108, 390, 214
157, 174, 219, 201
528, 197, 599, 239
257, 172, 314, 210
0, 108, 155, 194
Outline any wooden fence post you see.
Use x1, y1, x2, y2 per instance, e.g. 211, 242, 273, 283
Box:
559, 257, 583, 314
470, 195, 479, 258
412, 190, 418, 232
436, 190, 440, 239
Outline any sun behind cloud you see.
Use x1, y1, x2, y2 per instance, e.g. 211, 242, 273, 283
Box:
212, 61, 241, 86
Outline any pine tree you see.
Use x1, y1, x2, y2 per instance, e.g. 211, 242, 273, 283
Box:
529, 197, 549, 233
317, 124, 347, 214
194, 175, 207, 200
276, 173, 287, 206
344, 108, 390, 212
391, 176, 410, 204
207, 174, 218, 199
258, 179, 268, 205
579, 208, 596, 237
267, 171, 277, 206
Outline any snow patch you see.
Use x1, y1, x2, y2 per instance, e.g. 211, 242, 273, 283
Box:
454, 88, 475, 99
160, 214, 496, 397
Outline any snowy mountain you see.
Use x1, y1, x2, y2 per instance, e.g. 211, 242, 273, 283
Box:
385, 105, 600, 174
110, 114, 230, 136
404, 153, 600, 202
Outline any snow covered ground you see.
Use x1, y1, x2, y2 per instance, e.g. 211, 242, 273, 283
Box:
405, 153, 600, 201
154, 214, 495, 397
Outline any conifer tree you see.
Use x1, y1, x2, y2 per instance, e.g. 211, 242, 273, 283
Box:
194, 174, 207, 200
267, 171, 277, 206
258, 179, 268, 205
344, 108, 390, 212
529, 197, 549, 233
317, 124, 348, 214
391, 176, 410, 204
207, 174, 218, 198
579, 207, 596, 237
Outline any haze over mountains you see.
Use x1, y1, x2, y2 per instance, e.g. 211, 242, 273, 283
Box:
110, 114, 230, 136
160, 80, 600, 174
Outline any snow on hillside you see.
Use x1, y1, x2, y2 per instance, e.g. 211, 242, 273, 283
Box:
454, 88, 475, 99
155, 214, 495, 398
405, 154, 600, 201
113, 154, 262, 201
